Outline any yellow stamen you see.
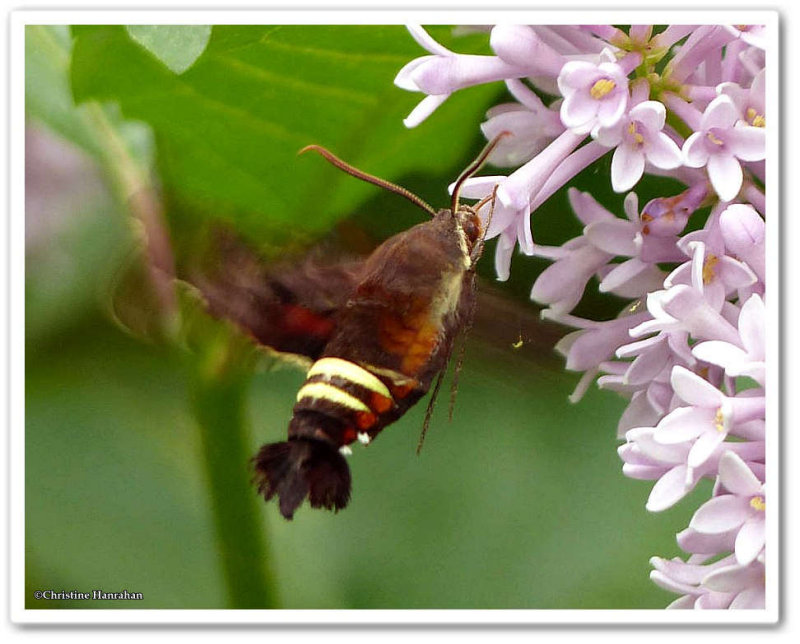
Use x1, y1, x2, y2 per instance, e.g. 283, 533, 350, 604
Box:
703, 254, 719, 284
707, 131, 725, 146
714, 408, 726, 433
627, 122, 644, 145
590, 78, 616, 100
746, 108, 766, 128
750, 496, 766, 512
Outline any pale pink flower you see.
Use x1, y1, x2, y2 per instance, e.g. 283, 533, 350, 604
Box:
718, 68, 766, 129
692, 294, 765, 386
682, 95, 766, 201
652, 366, 764, 470
594, 100, 683, 192
665, 226, 758, 312
689, 451, 766, 565
651, 553, 765, 609
394, 25, 529, 127
622, 426, 763, 512
557, 51, 631, 135
480, 81, 564, 167
719, 203, 765, 283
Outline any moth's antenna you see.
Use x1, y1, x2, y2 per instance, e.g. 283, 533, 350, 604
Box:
450, 131, 510, 215
299, 145, 438, 218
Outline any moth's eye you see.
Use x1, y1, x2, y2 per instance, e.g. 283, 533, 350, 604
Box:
462, 215, 481, 244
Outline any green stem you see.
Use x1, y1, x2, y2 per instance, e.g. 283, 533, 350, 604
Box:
189, 352, 279, 609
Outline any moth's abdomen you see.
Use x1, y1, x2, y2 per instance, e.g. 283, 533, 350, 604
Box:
292, 357, 398, 445
253, 358, 409, 519
253, 439, 351, 519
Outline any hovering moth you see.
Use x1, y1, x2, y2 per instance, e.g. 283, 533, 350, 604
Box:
201, 135, 505, 519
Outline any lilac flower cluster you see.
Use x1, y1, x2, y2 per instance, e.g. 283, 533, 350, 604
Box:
395, 25, 768, 609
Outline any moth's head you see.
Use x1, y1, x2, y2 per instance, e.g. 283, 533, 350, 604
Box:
456, 204, 483, 248
432, 204, 483, 251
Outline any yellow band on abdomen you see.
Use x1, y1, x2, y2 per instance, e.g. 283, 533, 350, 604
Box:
306, 357, 392, 398
296, 382, 370, 413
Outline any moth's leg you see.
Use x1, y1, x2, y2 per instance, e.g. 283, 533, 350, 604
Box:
416, 367, 447, 455
448, 274, 478, 421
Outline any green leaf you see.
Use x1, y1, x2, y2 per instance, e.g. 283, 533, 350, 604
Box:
26, 25, 154, 178
70, 25, 500, 243
126, 25, 212, 74
26, 25, 100, 155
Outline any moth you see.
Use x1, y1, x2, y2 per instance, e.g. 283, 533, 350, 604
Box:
202, 135, 505, 519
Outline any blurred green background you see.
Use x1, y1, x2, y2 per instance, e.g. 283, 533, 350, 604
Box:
25, 24, 701, 610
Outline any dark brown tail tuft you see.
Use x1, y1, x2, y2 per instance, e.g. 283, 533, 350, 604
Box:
253, 439, 351, 519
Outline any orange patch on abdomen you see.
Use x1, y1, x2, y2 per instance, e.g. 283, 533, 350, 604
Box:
369, 391, 394, 414
378, 300, 441, 376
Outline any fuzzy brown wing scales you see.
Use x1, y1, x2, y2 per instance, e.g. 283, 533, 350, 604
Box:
191, 232, 363, 361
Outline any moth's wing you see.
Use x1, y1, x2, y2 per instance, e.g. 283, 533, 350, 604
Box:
192, 234, 363, 362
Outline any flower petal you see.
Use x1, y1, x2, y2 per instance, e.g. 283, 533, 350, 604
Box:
406, 24, 453, 56
560, 89, 597, 131
647, 465, 696, 511
690, 494, 750, 533
403, 94, 449, 128
670, 365, 725, 407
493, 230, 515, 281
726, 125, 766, 161
598, 258, 648, 294
630, 100, 667, 130
611, 144, 646, 192
596, 92, 628, 129
557, 60, 600, 92
718, 451, 763, 495
568, 187, 616, 225
687, 429, 727, 469
692, 340, 748, 371
735, 518, 765, 565
707, 153, 743, 201
702, 95, 740, 130
584, 219, 639, 255
729, 585, 765, 609
677, 526, 737, 554
490, 24, 565, 75
703, 561, 763, 593
645, 132, 683, 169
738, 294, 765, 359
683, 131, 709, 167
654, 406, 712, 443
717, 255, 757, 289
394, 56, 430, 90
667, 595, 697, 609
695, 593, 735, 609
624, 338, 670, 385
